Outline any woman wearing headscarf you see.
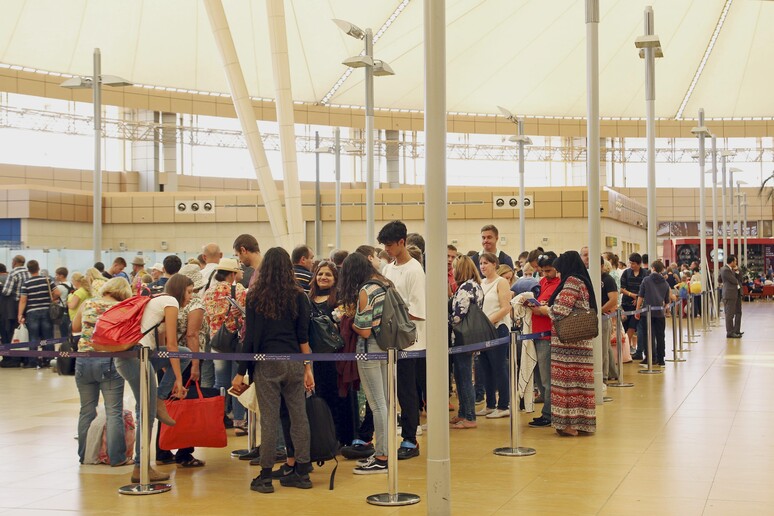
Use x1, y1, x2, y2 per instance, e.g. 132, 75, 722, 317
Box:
546, 250, 597, 436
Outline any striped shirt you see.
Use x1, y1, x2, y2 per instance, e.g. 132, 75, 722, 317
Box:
1, 266, 30, 301
21, 276, 52, 314
293, 265, 313, 294
353, 282, 386, 331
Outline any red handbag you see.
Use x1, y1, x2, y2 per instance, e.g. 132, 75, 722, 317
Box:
159, 381, 227, 450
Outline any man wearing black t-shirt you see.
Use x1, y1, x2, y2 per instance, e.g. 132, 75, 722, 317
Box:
620, 253, 649, 360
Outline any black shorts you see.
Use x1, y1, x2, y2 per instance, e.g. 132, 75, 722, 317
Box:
622, 312, 640, 332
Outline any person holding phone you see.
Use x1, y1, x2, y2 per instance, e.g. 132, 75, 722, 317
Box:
525, 252, 559, 428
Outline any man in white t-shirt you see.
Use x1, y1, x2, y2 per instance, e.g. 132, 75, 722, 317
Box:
378, 220, 424, 460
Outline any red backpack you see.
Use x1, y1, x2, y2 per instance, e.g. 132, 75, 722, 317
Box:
91, 296, 160, 352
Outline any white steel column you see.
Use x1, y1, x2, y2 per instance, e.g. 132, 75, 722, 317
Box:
424, 0, 451, 512
92, 49, 102, 264
697, 109, 708, 312
721, 154, 728, 261
743, 194, 748, 268
266, 0, 304, 244
711, 136, 719, 314
365, 30, 376, 244
334, 127, 342, 249
586, 0, 603, 405
518, 118, 526, 253
203, 0, 289, 246
643, 6, 658, 260
729, 171, 735, 258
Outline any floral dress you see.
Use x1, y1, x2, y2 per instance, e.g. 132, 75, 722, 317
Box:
548, 276, 596, 433
449, 279, 484, 345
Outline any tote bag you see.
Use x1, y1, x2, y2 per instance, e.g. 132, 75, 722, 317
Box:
159, 381, 227, 450
452, 303, 498, 347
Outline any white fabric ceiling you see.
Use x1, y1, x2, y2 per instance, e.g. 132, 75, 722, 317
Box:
0, 0, 770, 119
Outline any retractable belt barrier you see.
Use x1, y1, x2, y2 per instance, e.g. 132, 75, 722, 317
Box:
1, 332, 554, 362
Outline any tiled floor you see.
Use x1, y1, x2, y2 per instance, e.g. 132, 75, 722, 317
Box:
0, 302, 771, 515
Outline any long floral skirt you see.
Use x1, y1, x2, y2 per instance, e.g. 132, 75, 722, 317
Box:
550, 335, 596, 433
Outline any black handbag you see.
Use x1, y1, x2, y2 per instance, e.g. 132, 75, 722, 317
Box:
210, 285, 239, 353
452, 303, 498, 347
56, 335, 77, 376
309, 303, 344, 353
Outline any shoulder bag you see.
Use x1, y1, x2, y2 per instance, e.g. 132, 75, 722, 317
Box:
309, 302, 344, 353
554, 307, 598, 344
210, 285, 240, 353
46, 277, 66, 323
452, 302, 498, 347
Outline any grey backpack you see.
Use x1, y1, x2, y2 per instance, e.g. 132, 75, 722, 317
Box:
365, 279, 417, 351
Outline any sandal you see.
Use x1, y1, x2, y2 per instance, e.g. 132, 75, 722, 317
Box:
556, 429, 578, 437
179, 458, 206, 468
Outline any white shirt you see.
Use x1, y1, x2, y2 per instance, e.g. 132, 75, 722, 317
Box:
383, 257, 426, 351
201, 263, 219, 291
139, 296, 179, 348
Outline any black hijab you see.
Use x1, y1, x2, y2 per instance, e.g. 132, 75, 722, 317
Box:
548, 250, 598, 312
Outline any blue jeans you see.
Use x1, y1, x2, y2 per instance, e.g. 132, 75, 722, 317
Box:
75, 358, 126, 465
356, 336, 388, 457
474, 355, 486, 401
26, 310, 53, 366
115, 347, 191, 464
215, 359, 245, 421
452, 352, 475, 421
480, 324, 510, 410
534, 339, 551, 420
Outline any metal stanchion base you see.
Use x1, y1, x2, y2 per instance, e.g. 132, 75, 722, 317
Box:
665, 357, 686, 362
608, 382, 634, 388
367, 493, 421, 506
493, 446, 536, 457
119, 483, 172, 495
638, 368, 663, 375
603, 396, 613, 403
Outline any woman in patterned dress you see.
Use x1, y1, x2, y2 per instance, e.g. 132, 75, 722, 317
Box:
547, 251, 597, 436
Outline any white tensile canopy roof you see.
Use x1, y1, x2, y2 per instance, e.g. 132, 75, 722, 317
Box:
0, 0, 771, 120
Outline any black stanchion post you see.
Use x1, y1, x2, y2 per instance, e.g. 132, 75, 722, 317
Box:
494, 332, 536, 457
609, 309, 634, 388
119, 346, 171, 495
367, 348, 420, 507
666, 303, 685, 363
639, 307, 662, 375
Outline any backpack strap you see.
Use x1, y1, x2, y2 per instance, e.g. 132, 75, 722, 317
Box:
204, 269, 217, 292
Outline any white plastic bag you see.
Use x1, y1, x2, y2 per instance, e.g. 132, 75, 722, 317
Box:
12, 324, 29, 344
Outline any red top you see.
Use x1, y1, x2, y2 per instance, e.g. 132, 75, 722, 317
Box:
531, 276, 561, 334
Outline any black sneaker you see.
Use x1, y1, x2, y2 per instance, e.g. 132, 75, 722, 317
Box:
249, 449, 288, 466
631, 354, 643, 360
279, 470, 313, 489
250, 473, 274, 494
238, 447, 260, 461
340, 440, 375, 460
639, 358, 649, 365
271, 463, 295, 479
528, 417, 551, 428
353, 456, 387, 475
656, 360, 666, 366
397, 442, 419, 460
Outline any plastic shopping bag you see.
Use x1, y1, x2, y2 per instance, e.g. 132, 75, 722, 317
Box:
12, 324, 29, 344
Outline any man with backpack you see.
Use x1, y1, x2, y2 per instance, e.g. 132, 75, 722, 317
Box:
378, 220, 424, 460
51, 267, 73, 339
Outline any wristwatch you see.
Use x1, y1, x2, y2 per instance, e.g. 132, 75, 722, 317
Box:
303, 360, 312, 366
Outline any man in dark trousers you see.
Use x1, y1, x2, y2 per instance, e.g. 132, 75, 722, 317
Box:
721, 255, 743, 338
620, 253, 649, 360
634, 260, 672, 366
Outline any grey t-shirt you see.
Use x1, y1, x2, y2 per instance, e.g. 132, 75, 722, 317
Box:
638, 274, 671, 318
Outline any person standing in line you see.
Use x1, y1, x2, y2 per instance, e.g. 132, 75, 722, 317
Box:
634, 260, 672, 366
233, 233, 262, 289
600, 258, 619, 380
291, 245, 315, 294
51, 267, 73, 339
471, 224, 515, 272
102, 257, 129, 281
17, 260, 54, 368
620, 253, 648, 360
200, 243, 223, 291
378, 220, 424, 460
149, 255, 182, 292
721, 255, 743, 338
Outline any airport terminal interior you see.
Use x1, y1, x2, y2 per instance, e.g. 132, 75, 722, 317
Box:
1, 0, 774, 514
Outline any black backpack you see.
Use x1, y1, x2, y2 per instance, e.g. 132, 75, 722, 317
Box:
306, 393, 339, 490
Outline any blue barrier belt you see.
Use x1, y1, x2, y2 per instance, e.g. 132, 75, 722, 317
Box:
0, 337, 67, 350
0, 348, 138, 359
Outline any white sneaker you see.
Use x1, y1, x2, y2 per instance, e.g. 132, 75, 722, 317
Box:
356, 454, 375, 467
475, 407, 494, 416
486, 408, 510, 419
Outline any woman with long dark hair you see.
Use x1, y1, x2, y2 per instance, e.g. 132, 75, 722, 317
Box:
308, 260, 355, 446
339, 252, 390, 474
232, 247, 314, 494
546, 250, 597, 436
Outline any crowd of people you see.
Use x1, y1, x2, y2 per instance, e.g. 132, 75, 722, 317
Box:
0, 220, 744, 493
